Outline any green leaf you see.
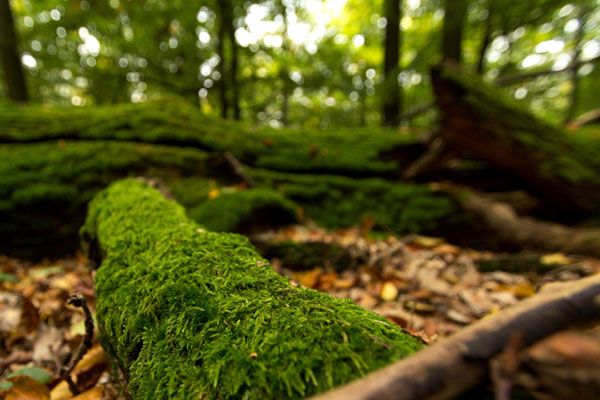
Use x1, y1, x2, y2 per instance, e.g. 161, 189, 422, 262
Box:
7, 367, 54, 384
0, 272, 18, 283
0, 380, 13, 391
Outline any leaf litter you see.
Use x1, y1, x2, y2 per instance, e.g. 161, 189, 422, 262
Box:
1, 224, 599, 399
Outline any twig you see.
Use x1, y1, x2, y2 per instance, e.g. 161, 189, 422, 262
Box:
224, 151, 256, 187
61, 294, 94, 395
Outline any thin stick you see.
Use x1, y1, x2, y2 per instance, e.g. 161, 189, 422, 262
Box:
61, 294, 94, 395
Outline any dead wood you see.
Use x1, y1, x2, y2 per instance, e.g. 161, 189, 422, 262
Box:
459, 190, 600, 258
311, 273, 600, 400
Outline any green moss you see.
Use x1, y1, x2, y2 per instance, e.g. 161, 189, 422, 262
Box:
0, 97, 418, 176
83, 179, 424, 400
0, 141, 210, 257
188, 188, 298, 232
251, 169, 457, 234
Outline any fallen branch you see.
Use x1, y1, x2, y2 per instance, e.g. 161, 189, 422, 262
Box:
311, 273, 600, 400
458, 190, 600, 258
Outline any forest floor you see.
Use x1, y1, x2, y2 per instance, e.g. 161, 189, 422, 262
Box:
1, 225, 599, 399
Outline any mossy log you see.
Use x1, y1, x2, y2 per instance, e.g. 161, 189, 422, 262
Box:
82, 179, 424, 400
0, 97, 422, 176
0, 141, 297, 258
0, 136, 458, 259
432, 63, 600, 216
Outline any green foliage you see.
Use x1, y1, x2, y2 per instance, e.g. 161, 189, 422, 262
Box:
83, 179, 424, 400
252, 169, 457, 234
189, 188, 298, 233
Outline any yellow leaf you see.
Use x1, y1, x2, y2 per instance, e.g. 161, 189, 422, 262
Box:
540, 253, 572, 265
411, 236, 444, 248
208, 188, 220, 199
380, 282, 398, 302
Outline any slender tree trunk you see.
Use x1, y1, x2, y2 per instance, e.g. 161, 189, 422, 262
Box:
226, 3, 240, 120
382, 0, 402, 126
441, 0, 468, 63
476, 0, 494, 74
0, 0, 28, 102
279, 1, 289, 126
217, 4, 229, 119
564, 6, 587, 124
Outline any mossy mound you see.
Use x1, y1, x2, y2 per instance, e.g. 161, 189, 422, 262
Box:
188, 188, 298, 232
0, 97, 419, 176
82, 179, 424, 400
252, 169, 457, 234
0, 141, 211, 257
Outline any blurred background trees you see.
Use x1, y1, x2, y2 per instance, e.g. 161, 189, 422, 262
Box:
1, 0, 598, 128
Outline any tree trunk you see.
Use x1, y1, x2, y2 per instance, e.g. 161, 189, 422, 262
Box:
0, 0, 27, 102
476, 0, 494, 74
217, 2, 229, 119
431, 63, 600, 216
441, 0, 468, 63
564, 6, 587, 124
226, 2, 240, 120
382, 0, 402, 126
82, 179, 424, 400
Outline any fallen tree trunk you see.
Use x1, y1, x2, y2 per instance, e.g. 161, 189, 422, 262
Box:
312, 273, 600, 400
458, 190, 600, 258
81, 179, 424, 400
432, 62, 600, 216
0, 141, 296, 258
0, 97, 422, 177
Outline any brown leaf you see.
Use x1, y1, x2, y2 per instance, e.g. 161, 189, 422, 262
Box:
5, 376, 50, 400
292, 268, 321, 288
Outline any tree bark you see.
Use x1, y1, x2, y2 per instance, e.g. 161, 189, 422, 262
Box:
457, 189, 600, 258
564, 6, 587, 124
382, 0, 402, 126
441, 0, 468, 63
311, 273, 600, 400
0, 0, 28, 102
217, 1, 229, 119
476, 0, 495, 74
226, 2, 240, 120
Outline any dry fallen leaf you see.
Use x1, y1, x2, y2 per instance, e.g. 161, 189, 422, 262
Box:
540, 253, 572, 266
380, 282, 398, 302
5, 376, 50, 400
292, 268, 321, 288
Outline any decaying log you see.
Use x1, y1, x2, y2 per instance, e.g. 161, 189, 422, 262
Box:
432, 62, 600, 216
311, 273, 600, 400
459, 190, 600, 258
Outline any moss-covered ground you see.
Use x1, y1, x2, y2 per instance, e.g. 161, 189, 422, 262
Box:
83, 179, 424, 400
0, 97, 418, 176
